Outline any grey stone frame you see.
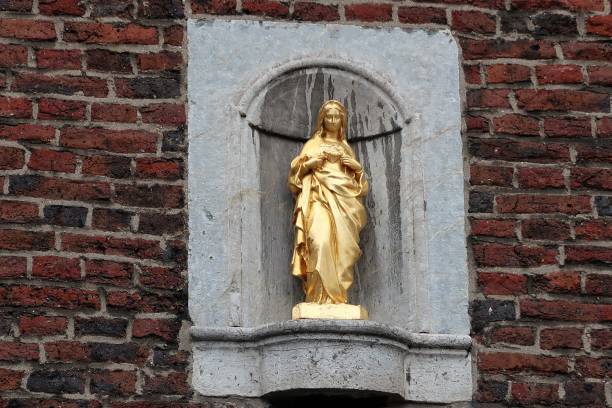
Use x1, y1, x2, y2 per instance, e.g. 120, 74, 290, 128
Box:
187, 20, 471, 402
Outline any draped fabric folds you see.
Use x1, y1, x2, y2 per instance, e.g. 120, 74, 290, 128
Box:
288, 137, 368, 304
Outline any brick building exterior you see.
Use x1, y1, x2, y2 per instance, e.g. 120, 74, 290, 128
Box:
0, 0, 610, 406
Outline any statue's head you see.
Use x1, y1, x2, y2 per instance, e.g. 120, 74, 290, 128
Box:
314, 100, 347, 141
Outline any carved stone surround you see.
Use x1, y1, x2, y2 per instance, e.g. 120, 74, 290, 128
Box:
187, 20, 471, 403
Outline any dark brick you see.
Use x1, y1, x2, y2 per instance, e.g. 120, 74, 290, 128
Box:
595, 196, 612, 216
27, 370, 84, 394
86, 50, 132, 73
75, 317, 127, 338
534, 12, 577, 36
138, 212, 184, 235
138, 0, 184, 18
91, 0, 133, 17
564, 382, 605, 405
476, 380, 509, 403
89, 342, 146, 364
113, 184, 183, 208
191, 0, 236, 14
471, 299, 516, 332
115, 74, 181, 99
92, 208, 132, 232
162, 129, 185, 152
43, 205, 87, 227
469, 191, 493, 213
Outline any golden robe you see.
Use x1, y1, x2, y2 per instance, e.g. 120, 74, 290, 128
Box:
288, 137, 368, 304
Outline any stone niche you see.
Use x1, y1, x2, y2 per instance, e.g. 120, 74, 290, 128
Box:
188, 20, 471, 403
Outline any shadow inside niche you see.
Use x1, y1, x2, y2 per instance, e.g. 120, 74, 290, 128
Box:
264, 389, 404, 408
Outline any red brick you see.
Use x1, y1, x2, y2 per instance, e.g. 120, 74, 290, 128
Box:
0, 0, 33, 12
0, 19, 56, 41
291, 2, 338, 21
0, 146, 24, 169
32, 256, 81, 281
191, 0, 236, 14
0, 201, 38, 224
91, 103, 137, 124
518, 167, 564, 189
473, 243, 557, 267
496, 194, 591, 214
91, 370, 136, 396
132, 318, 180, 342
163, 25, 183, 45
571, 167, 612, 190
38, 98, 86, 121
544, 117, 591, 138
566, 245, 612, 265
345, 3, 391, 22
597, 117, 612, 138
478, 352, 569, 374
28, 149, 76, 173
588, 65, 612, 85
516, 89, 609, 112
398, 6, 446, 24
521, 298, 612, 322
85, 259, 133, 287
486, 64, 531, 84
479, 272, 528, 295
536, 64, 583, 84
591, 329, 612, 350
143, 372, 189, 395
13, 73, 108, 97
522, 218, 570, 240
0, 124, 55, 143
113, 184, 183, 208
0, 96, 32, 119
19, 315, 68, 336
0, 44, 27, 67
575, 356, 612, 378
39, 0, 85, 15
540, 327, 583, 349
138, 51, 181, 72
61, 233, 161, 259
511, 0, 604, 11
106, 290, 184, 313
0, 285, 100, 309
470, 165, 513, 187
562, 41, 612, 61
35, 49, 81, 70
0, 229, 54, 251
463, 65, 481, 85
490, 326, 535, 345
140, 266, 184, 290
135, 158, 182, 180
534, 271, 581, 294
64, 22, 158, 45
9, 175, 111, 202
0, 342, 38, 361
242, 0, 289, 17
61, 127, 158, 154
575, 219, 612, 240
468, 89, 511, 109
511, 382, 559, 405
86, 50, 131, 73
587, 15, 612, 37
82, 155, 132, 178
0, 368, 24, 391
576, 144, 612, 163
452, 10, 496, 34
461, 39, 556, 60
140, 104, 185, 125
585, 273, 612, 296
470, 138, 570, 163
0, 256, 26, 279
45, 341, 89, 362
92, 208, 132, 231
470, 219, 515, 238
493, 114, 539, 136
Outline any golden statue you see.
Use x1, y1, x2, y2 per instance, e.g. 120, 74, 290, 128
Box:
288, 100, 369, 320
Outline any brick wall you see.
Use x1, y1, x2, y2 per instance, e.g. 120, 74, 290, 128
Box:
0, 0, 610, 407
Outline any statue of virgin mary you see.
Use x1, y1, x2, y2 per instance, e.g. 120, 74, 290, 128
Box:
288, 100, 369, 319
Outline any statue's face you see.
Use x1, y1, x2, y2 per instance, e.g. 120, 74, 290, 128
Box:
323, 107, 342, 134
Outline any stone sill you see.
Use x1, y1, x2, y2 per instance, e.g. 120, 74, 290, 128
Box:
191, 320, 472, 403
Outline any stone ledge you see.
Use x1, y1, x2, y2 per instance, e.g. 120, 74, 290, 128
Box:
191, 320, 472, 402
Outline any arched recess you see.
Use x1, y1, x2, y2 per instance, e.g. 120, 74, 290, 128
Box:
236, 59, 428, 330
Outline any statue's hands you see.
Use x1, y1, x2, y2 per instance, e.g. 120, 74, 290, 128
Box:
305, 154, 325, 171
341, 155, 361, 171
